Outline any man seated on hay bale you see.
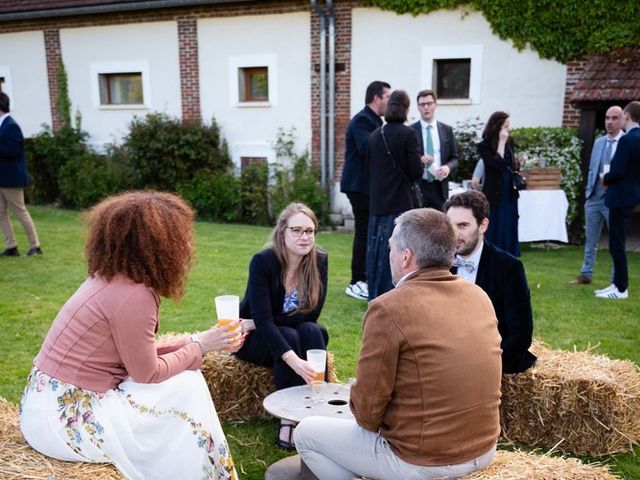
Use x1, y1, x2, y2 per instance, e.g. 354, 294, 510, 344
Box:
295, 208, 502, 480
445, 190, 537, 374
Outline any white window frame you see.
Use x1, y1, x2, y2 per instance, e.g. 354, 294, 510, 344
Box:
90, 61, 151, 110
0, 67, 13, 105
228, 54, 278, 108
420, 45, 483, 105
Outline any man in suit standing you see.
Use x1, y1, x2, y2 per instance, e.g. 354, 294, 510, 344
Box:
0, 92, 42, 257
411, 89, 458, 211
295, 208, 501, 479
597, 101, 640, 299
340, 81, 390, 301
570, 106, 623, 285
445, 190, 536, 373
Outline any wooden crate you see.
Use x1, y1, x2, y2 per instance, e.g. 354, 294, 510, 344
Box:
521, 167, 561, 190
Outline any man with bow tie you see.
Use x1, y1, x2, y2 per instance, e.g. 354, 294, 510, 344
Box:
445, 190, 536, 374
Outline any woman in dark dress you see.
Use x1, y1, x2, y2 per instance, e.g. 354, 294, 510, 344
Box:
478, 111, 520, 257
366, 90, 424, 300
235, 202, 328, 450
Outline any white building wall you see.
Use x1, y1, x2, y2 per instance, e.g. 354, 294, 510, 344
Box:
60, 22, 181, 150
351, 7, 567, 129
0, 31, 51, 136
198, 12, 311, 169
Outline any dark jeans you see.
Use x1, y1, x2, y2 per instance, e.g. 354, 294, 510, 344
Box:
346, 192, 369, 284
366, 213, 397, 301
235, 322, 329, 390
419, 180, 445, 211
609, 205, 634, 292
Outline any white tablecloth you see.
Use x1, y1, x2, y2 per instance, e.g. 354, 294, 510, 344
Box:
518, 189, 568, 243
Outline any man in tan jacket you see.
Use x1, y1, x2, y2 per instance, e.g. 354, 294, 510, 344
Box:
295, 208, 502, 480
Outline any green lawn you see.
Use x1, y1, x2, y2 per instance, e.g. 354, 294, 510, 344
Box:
1, 206, 639, 478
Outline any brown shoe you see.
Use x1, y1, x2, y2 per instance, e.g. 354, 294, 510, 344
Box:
569, 275, 592, 285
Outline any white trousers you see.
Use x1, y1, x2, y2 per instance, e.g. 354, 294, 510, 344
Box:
294, 416, 496, 480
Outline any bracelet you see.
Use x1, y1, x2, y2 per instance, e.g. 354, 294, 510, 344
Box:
191, 334, 207, 357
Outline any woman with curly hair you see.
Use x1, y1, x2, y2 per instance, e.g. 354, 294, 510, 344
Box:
19, 191, 239, 480
235, 202, 328, 450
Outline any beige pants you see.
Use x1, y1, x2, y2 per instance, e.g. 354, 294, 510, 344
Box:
0, 188, 40, 249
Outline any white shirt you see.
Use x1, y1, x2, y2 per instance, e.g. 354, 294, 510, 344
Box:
419, 118, 441, 169
607, 130, 624, 159
394, 269, 418, 288
455, 241, 483, 284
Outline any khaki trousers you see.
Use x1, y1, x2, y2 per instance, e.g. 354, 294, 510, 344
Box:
0, 188, 40, 249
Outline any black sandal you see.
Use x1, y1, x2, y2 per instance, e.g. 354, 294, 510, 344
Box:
276, 423, 296, 450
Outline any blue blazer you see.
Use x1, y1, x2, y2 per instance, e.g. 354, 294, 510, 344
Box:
340, 106, 383, 195
604, 126, 640, 208
585, 135, 608, 200
0, 115, 30, 188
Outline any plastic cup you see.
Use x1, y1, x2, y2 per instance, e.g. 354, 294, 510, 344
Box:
306, 349, 327, 398
214, 295, 241, 343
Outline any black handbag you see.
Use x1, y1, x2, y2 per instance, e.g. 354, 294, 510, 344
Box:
380, 126, 424, 209
511, 169, 527, 191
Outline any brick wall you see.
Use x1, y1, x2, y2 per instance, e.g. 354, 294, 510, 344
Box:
562, 58, 586, 128
177, 17, 201, 123
43, 28, 63, 132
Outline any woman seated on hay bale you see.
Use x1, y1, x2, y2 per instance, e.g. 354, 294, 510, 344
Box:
234, 202, 329, 450
19, 191, 240, 480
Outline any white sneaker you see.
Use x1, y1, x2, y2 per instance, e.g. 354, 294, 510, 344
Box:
595, 288, 628, 299
345, 281, 368, 301
594, 283, 616, 295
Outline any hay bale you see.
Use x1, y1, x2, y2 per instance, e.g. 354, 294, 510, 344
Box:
501, 341, 640, 456
158, 332, 338, 421
0, 396, 123, 480
462, 449, 620, 479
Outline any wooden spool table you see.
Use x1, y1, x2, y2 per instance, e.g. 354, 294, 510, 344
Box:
263, 383, 353, 480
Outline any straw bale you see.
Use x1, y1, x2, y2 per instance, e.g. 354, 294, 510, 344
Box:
501, 341, 640, 456
158, 332, 338, 421
0, 396, 123, 480
462, 449, 620, 479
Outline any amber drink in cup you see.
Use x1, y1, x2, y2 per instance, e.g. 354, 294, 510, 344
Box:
306, 349, 327, 396
214, 295, 241, 347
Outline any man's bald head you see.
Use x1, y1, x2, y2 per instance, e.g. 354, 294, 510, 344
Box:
605, 106, 623, 137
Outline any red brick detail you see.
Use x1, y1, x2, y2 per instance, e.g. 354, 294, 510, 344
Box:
562, 58, 586, 128
44, 28, 63, 132
310, 2, 354, 184
177, 17, 200, 123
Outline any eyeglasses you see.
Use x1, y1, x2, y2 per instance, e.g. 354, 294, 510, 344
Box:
286, 226, 317, 238
418, 101, 436, 108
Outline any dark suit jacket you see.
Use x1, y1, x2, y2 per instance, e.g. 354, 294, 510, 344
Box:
366, 122, 423, 215
478, 138, 518, 209
410, 120, 458, 199
238, 248, 329, 359
604, 126, 640, 208
454, 241, 536, 374
0, 115, 30, 188
341, 106, 383, 195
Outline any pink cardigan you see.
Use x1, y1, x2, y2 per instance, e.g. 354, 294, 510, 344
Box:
35, 275, 202, 393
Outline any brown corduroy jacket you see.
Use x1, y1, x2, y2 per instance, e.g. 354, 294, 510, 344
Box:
350, 267, 502, 466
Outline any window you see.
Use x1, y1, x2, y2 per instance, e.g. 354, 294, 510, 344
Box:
241, 156, 268, 169
99, 72, 143, 105
239, 67, 268, 102
434, 59, 470, 99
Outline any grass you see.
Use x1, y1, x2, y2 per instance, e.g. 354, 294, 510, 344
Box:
1, 205, 639, 478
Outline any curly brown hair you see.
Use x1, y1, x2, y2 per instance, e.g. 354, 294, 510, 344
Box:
84, 191, 195, 300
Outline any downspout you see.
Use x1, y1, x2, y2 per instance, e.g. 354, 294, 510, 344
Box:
311, 0, 327, 188
327, 0, 336, 205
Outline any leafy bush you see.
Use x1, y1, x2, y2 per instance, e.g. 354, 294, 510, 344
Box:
118, 113, 232, 191
240, 162, 271, 226
451, 116, 484, 184
177, 170, 240, 222
57, 150, 126, 209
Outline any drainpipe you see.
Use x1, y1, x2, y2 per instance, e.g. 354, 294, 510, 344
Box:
327, 0, 335, 205
311, 0, 327, 188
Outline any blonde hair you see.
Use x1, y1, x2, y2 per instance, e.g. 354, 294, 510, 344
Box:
269, 203, 324, 314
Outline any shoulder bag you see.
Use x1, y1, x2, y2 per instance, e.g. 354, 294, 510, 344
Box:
380, 125, 424, 209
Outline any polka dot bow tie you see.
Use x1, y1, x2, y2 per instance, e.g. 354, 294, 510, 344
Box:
454, 257, 476, 273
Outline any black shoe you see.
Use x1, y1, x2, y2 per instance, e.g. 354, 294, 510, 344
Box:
0, 247, 20, 257
26, 247, 43, 256
276, 422, 296, 450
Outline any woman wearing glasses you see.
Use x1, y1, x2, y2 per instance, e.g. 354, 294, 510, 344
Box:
235, 202, 329, 450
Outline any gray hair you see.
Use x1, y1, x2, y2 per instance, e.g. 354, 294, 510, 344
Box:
394, 208, 456, 269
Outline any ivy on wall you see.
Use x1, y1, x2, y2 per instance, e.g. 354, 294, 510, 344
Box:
367, 0, 640, 62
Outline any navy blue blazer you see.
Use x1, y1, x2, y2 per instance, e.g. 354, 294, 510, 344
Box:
454, 241, 536, 373
604, 126, 640, 209
238, 248, 329, 358
340, 106, 383, 195
410, 120, 459, 199
0, 115, 30, 188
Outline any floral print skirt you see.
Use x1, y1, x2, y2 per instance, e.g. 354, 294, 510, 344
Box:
20, 367, 237, 480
